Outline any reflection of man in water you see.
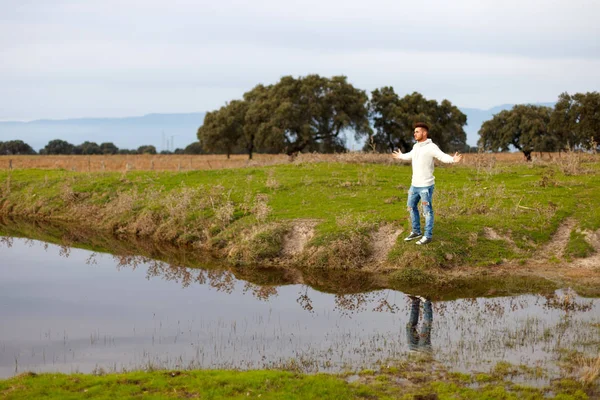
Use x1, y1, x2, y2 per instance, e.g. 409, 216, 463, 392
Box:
406, 295, 433, 353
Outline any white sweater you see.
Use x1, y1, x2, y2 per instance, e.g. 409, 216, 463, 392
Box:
396, 139, 455, 187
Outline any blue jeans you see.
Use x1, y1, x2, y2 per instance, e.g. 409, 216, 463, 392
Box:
407, 297, 433, 353
407, 185, 434, 239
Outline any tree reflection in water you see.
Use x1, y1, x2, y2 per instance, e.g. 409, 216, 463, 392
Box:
0, 236, 594, 316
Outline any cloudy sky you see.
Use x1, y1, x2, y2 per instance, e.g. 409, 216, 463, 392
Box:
1, 0, 599, 120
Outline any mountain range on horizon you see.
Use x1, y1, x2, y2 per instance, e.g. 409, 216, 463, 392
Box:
0, 103, 555, 152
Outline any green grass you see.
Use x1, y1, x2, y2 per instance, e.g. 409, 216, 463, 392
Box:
0, 370, 359, 400
1, 160, 599, 272
0, 365, 595, 400
565, 230, 596, 260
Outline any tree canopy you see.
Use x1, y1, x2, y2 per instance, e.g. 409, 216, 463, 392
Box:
198, 75, 371, 158
41, 139, 76, 155
549, 91, 600, 151
478, 104, 553, 161
100, 142, 119, 155
74, 141, 103, 155
183, 142, 203, 155
197, 100, 247, 158
0, 140, 36, 155
367, 89, 467, 153
137, 145, 157, 155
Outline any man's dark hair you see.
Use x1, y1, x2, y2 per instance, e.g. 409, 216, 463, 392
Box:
414, 122, 429, 133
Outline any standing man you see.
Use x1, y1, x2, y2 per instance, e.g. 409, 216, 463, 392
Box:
392, 122, 463, 245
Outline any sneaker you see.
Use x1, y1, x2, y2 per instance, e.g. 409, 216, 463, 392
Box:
416, 237, 432, 245
404, 232, 423, 241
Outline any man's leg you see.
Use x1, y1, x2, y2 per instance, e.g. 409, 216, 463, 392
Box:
406, 186, 421, 237
421, 185, 435, 239
406, 296, 420, 351
419, 300, 433, 352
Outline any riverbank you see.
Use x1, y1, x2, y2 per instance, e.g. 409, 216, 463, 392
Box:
1, 355, 597, 399
1, 157, 599, 295
0, 217, 582, 299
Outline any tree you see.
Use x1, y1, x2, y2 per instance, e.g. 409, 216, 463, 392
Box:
42, 139, 75, 155
197, 100, 247, 158
74, 141, 102, 155
255, 75, 371, 155
183, 142, 203, 154
137, 145, 157, 155
100, 142, 119, 155
198, 75, 370, 158
550, 92, 600, 151
243, 84, 279, 159
367, 89, 467, 153
478, 104, 553, 161
0, 140, 36, 155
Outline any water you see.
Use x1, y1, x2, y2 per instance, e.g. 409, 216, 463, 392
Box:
1, 236, 598, 381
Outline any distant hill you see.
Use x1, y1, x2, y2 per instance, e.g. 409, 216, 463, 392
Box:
0, 113, 206, 152
0, 103, 556, 152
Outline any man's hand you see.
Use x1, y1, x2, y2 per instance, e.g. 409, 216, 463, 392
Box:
392, 149, 403, 160
453, 152, 463, 163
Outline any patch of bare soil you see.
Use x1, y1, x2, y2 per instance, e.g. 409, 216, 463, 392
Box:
538, 218, 577, 259
573, 229, 600, 269
281, 220, 318, 257
370, 224, 403, 264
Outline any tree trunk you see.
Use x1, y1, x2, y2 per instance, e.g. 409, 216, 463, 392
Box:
286, 140, 307, 156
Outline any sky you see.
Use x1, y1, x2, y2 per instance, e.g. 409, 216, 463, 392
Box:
1, 0, 599, 121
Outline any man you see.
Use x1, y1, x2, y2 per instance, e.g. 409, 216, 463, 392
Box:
392, 122, 462, 245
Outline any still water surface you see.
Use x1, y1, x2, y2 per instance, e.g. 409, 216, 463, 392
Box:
1, 236, 598, 380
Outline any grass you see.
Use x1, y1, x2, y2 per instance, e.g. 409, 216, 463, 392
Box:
0, 154, 290, 172
1, 360, 597, 400
565, 230, 596, 260
0, 155, 599, 281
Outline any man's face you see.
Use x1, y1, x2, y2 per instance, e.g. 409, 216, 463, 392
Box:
414, 127, 427, 142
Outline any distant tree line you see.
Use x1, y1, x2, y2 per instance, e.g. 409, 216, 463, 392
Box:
198, 75, 600, 161
478, 91, 600, 161
197, 74, 469, 159
0, 139, 204, 155
3, 80, 598, 161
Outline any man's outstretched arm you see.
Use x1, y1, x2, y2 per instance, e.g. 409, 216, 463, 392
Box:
392, 149, 413, 161
431, 145, 462, 164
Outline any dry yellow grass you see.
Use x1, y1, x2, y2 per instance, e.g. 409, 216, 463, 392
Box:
0, 151, 590, 171
580, 353, 600, 386
0, 154, 288, 172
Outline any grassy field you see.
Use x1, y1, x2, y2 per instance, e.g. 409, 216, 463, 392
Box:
1, 355, 597, 399
0, 153, 599, 294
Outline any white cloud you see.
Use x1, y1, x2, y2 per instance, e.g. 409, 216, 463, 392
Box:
0, 0, 599, 119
